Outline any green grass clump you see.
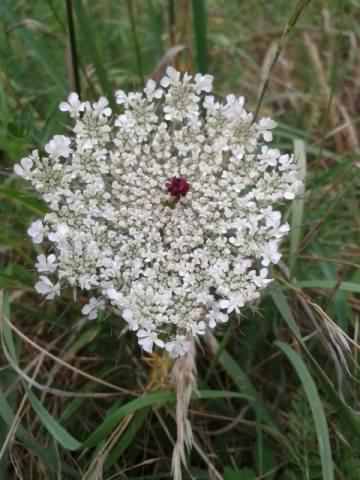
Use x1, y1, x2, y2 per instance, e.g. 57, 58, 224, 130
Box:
1, 1, 360, 478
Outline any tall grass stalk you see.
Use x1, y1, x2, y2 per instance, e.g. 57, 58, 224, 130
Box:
65, 0, 81, 96
254, 0, 313, 121
191, 0, 208, 73
126, 0, 144, 84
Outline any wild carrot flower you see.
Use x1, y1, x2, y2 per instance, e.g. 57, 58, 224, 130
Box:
15, 67, 302, 357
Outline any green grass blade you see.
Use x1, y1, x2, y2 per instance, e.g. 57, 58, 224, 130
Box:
84, 389, 251, 448
0, 389, 63, 476
0, 185, 47, 215
1, 291, 18, 362
105, 409, 148, 469
65, 0, 81, 95
0, 293, 72, 475
276, 341, 335, 480
147, 0, 164, 62
0, 265, 34, 289
72, 0, 114, 103
219, 350, 274, 424
207, 333, 279, 431
269, 283, 301, 338
27, 390, 82, 451
126, 0, 144, 84
192, 0, 208, 73
297, 280, 360, 293
271, 283, 360, 440
197, 390, 252, 401
84, 391, 174, 448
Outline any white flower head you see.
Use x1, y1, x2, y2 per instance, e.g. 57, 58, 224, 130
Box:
45, 135, 71, 159
137, 329, 165, 353
160, 66, 181, 88
194, 73, 213, 93
14, 155, 33, 179
258, 117, 277, 142
115, 90, 128, 105
28, 220, 44, 244
261, 240, 282, 267
35, 254, 57, 273
15, 68, 302, 357
35, 276, 60, 300
82, 297, 105, 320
92, 97, 112, 118
219, 292, 245, 314
48, 223, 69, 243
59, 92, 85, 118
144, 79, 163, 100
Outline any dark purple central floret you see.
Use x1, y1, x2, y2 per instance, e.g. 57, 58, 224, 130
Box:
166, 176, 190, 200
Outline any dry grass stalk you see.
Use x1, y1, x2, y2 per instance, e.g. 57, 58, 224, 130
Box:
303, 32, 359, 153
170, 337, 197, 480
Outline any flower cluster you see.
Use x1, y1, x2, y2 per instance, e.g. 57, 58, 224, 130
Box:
15, 67, 302, 357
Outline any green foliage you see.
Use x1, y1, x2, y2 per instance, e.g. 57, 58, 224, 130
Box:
287, 392, 323, 479
0, 0, 359, 478
276, 341, 334, 480
224, 467, 257, 480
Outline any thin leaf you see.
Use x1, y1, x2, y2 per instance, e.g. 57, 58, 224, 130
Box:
126, 0, 144, 84
65, 0, 81, 95
84, 391, 174, 448
84, 389, 251, 448
276, 341, 335, 480
27, 390, 82, 451
0, 291, 18, 362
192, 0, 208, 73
0, 389, 65, 475
105, 409, 148, 469
269, 283, 301, 338
270, 282, 360, 440
72, 0, 114, 103
297, 280, 360, 293
0, 293, 73, 475
0, 185, 47, 214
206, 333, 279, 431
0, 264, 34, 289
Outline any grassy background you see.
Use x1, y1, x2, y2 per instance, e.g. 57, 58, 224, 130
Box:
1, 0, 360, 479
